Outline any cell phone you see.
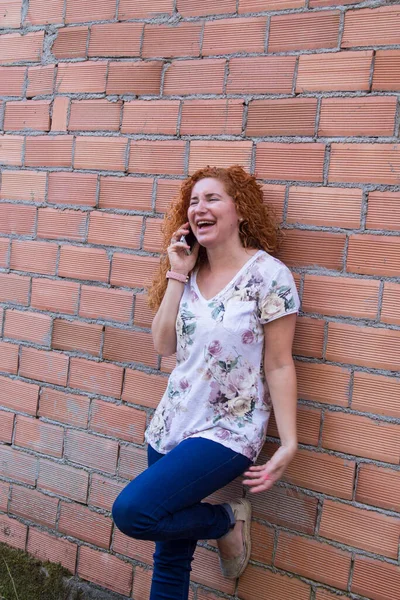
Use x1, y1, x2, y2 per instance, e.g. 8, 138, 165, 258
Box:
180, 228, 197, 255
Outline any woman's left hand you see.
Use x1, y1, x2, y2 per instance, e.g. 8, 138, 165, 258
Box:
242, 445, 297, 494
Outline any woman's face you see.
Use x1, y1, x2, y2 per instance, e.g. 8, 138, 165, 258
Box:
187, 178, 241, 249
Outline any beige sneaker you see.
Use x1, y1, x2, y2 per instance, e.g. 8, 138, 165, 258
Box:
218, 498, 252, 579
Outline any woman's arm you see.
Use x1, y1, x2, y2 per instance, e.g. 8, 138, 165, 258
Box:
243, 312, 298, 493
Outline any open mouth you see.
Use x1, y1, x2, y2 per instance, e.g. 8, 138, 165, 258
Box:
196, 220, 216, 232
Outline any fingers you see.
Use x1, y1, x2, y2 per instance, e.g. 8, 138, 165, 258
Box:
170, 223, 190, 244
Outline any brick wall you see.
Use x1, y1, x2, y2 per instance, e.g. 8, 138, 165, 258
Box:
0, 0, 399, 598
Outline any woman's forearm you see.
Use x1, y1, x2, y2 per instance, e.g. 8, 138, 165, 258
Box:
151, 279, 186, 355
265, 361, 298, 450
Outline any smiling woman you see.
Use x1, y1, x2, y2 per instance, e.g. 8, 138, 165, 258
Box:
112, 164, 300, 600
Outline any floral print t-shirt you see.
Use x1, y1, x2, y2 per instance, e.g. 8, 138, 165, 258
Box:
145, 250, 300, 462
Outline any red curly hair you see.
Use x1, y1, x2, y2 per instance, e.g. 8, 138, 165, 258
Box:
147, 165, 282, 310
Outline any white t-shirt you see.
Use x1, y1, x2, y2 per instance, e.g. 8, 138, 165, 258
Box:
145, 250, 300, 462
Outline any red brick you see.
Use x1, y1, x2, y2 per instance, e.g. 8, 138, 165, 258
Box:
320, 499, 400, 558
276, 531, 351, 589
80, 285, 133, 323
20, 346, 69, 385
0, 374, 38, 415
78, 546, 132, 596
4, 100, 50, 131
322, 411, 400, 464
59, 502, 112, 548
239, 0, 304, 9
367, 191, 400, 232
352, 555, 400, 600
103, 326, 158, 367
4, 309, 51, 345
56, 61, 107, 94
74, 136, 127, 171
250, 485, 317, 534
278, 229, 345, 270
297, 51, 373, 92
0, 169, 46, 202
0, 273, 30, 306
0, 31, 43, 65
27, 64, 55, 97
10, 485, 58, 528
330, 143, 400, 185
319, 96, 397, 137
69, 356, 123, 398
37, 207, 87, 242
268, 405, 321, 447
381, 282, 400, 326
38, 458, 88, 503
189, 140, 252, 174
269, 11, 340, 52
287, 186, 362, 228
347, 234, 400, 277
164, 58, 226, 95
26, 0, 63, 24
0, 445, 37, 486
343, 5, 400, 49
39, 387, 89, 428
0, 513, 27, 550
256, 142, 325, 182
0, 1, 22, 27
89, 473, 124, 511
284, 449, 355, 499
356, 464, 400, 513
58, 245, 110, 283
48, 171, 97, 207
0, 66, 25, 95
190, 546, 235, 594
203, 17, 266, 56
91, 399, 146, 443
315, 590, 345, 600
0, 238, 9, 267
111, 253, 159, 288
52, 318, 103, 356
51, 97, 69, 132
247, 98, 316, 137
0, 134, 23, 166
178, 0, 235, 17
293, 316, 325, 359
129, 140, 185, 175
237, 563, 310, 600
249, 520, 274, 563
295, 361, 350, 407
31, 278, 79, 315
302, 274, 379, 319
0, 203, 35, 236
311, 0, 363, 5
181, 99, 243, 136
119, 0, 173, 18
0, 481, 10, 511
88, 212, 142, 249
122, 100, 179, 135
107, 61, 163, 95
0, 342, 18, 375
122, 369, 167, 409
15, 415, 64, 457
27, 529, 77, 573
131, 566, 153, 600
143, 22, 201, 59
65, 429, 118, 473
65, 0, 116, 23
0, 410, 14, 444
227, 56, 296, 94
99, 176, 153, 211
156, 179, 182, 213
25, 135, 73, 168
134, 294, 154, 328
143, 218, 163, 252
52, 26, 88, 59
118, 445, 147, 480
352, 371, 400, 419
373, 50, 400, 92
69, 99, 121, 132
89, 23, 143, 58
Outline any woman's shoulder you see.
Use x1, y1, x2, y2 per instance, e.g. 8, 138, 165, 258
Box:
253, 250, 290, 276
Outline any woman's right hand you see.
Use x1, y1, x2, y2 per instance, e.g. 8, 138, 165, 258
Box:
167, 222, 199, 275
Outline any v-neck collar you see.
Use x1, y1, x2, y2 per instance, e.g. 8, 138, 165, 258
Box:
192, 250, 263, 303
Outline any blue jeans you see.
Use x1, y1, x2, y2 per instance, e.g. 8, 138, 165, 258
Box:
112, 437, 251, 600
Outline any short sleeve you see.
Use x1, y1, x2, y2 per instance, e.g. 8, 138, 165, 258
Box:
259, 264, 300, 325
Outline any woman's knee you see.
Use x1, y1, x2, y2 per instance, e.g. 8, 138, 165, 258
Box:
112, 489, 153, 538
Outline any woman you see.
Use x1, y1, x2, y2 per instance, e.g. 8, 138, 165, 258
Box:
112, 165, 300, 599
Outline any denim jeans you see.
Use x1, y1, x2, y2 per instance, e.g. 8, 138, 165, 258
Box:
112, 437, 252, 600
